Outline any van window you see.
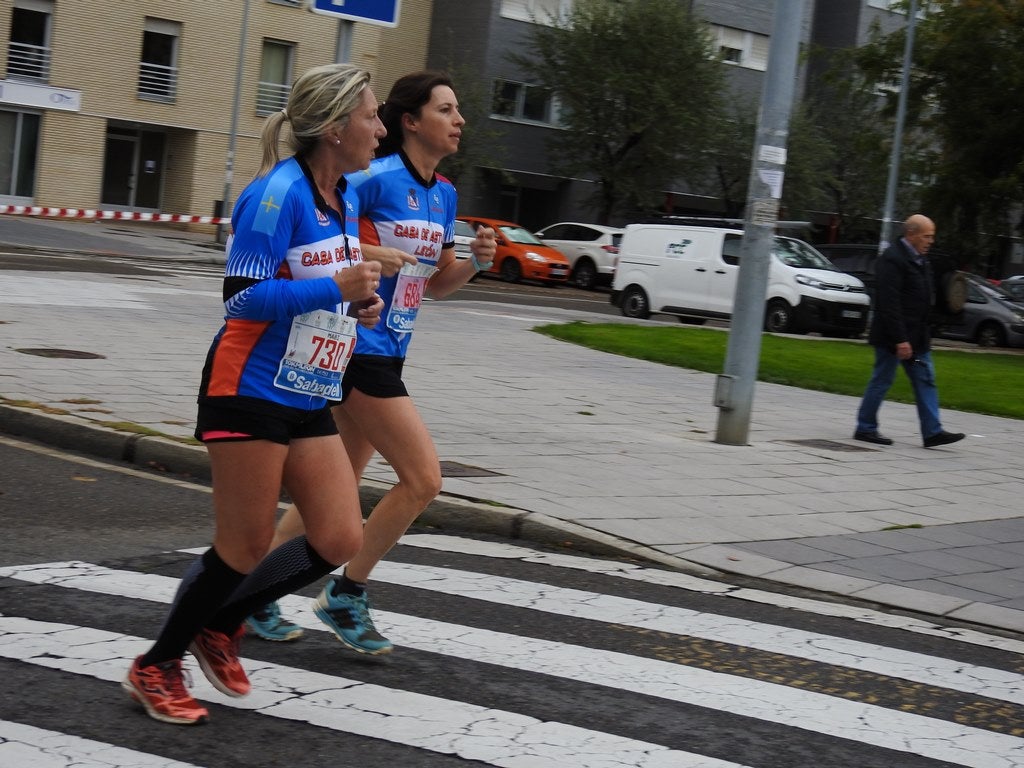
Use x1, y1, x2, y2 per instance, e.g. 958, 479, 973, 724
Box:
773, 237, 838, 271
721, 234, 743, 266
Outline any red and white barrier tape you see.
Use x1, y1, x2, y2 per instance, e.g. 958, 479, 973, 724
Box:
0, 205, 227, 225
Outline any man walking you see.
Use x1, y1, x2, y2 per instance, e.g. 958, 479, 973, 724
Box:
854, 214, 965, 448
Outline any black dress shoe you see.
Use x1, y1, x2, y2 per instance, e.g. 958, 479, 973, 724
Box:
923, 431, 965, 448
854, 430, 893, 446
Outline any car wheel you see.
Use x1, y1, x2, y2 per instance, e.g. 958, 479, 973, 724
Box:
499, 258, 521, 283
764, 299, 797, 333
620, 285, 650, 319
975, 321, 1006, 348
573, 259, 598, 290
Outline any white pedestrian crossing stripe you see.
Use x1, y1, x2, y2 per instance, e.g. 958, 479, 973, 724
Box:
0, 618, 747, 768
1, 557, 1023, 768
0, 721, 204, 768
10, 557, 1024, 706
399, 534, 1024, 655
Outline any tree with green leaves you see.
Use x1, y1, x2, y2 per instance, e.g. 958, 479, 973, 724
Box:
511, 0, 726, 224
794, 62, 902, 242
855, 0, 1024, 271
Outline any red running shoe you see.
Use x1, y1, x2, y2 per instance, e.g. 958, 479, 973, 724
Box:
122, 655, 209, 725
189, 626, 251, 697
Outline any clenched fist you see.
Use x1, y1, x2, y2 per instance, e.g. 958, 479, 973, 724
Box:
334, 260, 382, 303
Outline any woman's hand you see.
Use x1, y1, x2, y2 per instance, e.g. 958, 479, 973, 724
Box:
361, 243, 418, 277
334, 260, 382, 302
470, 226, 497, 268
352, 294, 384, 328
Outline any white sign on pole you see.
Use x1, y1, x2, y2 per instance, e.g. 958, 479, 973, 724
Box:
308, 0, 401, 27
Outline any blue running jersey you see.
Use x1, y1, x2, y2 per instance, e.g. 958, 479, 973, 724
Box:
198, 156, 365, 412
347, 152, 458, 359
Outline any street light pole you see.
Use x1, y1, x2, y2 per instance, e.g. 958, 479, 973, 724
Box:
714, 0, 804, 445
218, 0, 251, 244
878, 0, 919, 253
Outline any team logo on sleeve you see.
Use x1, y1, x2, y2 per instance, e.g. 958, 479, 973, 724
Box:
407, 188, 420, 211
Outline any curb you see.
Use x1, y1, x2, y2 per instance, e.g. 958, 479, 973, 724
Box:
0, 402, 717, 577
4, 402, 1022, 635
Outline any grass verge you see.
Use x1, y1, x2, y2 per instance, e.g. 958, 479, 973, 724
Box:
534, 322, 1024, 421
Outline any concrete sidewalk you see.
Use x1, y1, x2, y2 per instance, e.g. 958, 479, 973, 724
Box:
2, 215, 1023, 636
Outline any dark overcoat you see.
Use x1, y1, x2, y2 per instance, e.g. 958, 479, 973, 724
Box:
867, 238, 933, 353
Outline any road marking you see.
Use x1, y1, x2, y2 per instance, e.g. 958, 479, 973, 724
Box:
2, 561, 1022, 767
0, 618, 749, 768
0, 721, 203, 768
397, 534, 1024, 655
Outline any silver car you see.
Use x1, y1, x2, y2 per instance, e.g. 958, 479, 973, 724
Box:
935, 274, 1024, 347
453, 218, 476, 261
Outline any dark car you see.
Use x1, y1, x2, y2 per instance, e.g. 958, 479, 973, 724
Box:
817, 242, 968, 317
814, 244, 878, 302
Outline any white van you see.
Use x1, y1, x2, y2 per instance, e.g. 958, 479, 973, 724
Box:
610, 224, 870, 336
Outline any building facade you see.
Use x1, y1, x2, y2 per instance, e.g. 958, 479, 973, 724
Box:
2, 0, 928, 242
427, 0, 816, 230
0, 0, 433, 220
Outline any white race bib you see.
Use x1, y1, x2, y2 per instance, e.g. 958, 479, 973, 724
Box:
386, 261, 437, 333
274, 308, 357, 399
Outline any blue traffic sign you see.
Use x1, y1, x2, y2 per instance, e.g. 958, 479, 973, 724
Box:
309, 0, 400, 27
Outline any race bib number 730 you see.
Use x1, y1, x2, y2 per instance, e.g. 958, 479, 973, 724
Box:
274, 308, 357, 399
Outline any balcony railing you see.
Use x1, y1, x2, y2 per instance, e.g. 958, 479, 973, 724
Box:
256, 81, 290, 115
6, 41, 51, 82
138, 61, 177, 103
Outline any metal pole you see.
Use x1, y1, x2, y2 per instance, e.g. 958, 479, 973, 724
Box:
714, 0, 804, 445
218, 0, 251, 244
878, 0, 918, 253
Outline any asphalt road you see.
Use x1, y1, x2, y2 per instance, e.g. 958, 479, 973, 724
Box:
3, 434, 1022, 768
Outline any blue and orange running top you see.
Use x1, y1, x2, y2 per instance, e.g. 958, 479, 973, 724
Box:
197, 155, 364, 413
346, 151, 457, 359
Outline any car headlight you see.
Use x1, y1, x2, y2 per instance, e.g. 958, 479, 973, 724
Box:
525, 251, 546, 262
795, 274, 827, 290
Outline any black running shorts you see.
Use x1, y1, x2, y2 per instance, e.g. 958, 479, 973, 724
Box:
195, 402, 338, 445
340, 354, 407, 401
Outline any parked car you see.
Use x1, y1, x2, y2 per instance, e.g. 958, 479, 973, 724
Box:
814, 243, 878, 302
610, 224, 870, 336
452, 218, 476, 261
1001, 276, 1024, 302
457, 216, 571, 284
534, 222, 623, 290
819, 242, 969, 316
933, 274, 1024, 347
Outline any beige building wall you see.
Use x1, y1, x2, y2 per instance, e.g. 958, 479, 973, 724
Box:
0, 0, 433, 219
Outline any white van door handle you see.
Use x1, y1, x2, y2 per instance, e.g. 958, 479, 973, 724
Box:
695, 267, 707, 272
715, 269, 727, 274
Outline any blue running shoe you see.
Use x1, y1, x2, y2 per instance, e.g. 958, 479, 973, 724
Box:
244, 601, 304, 642
312, 584, 392, 655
